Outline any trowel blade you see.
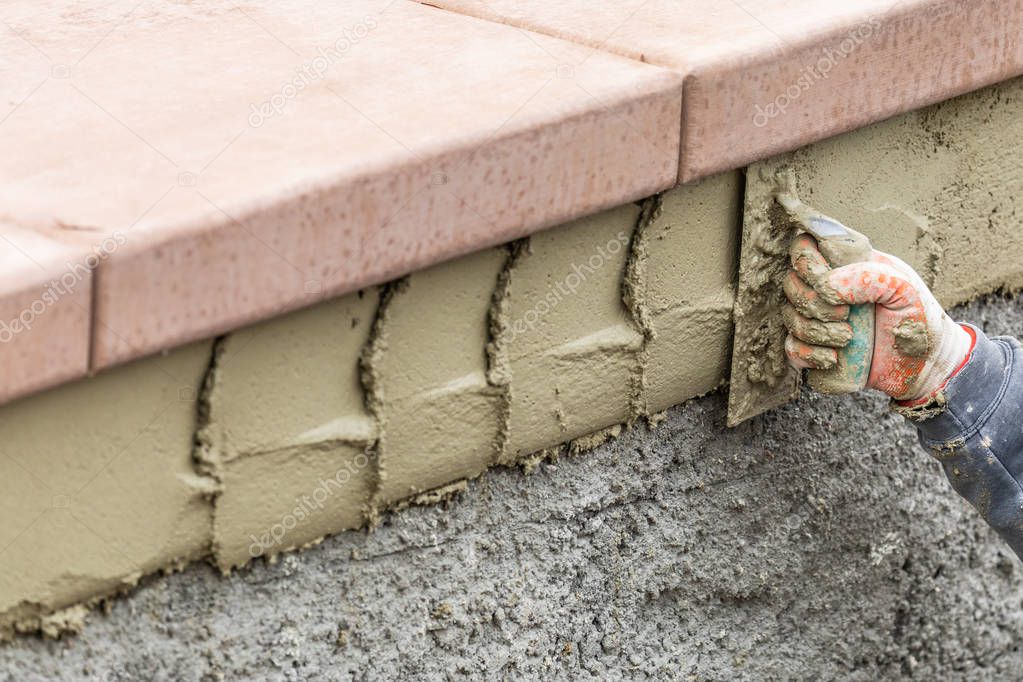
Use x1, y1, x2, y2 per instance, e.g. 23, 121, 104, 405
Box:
726, 160, 802, 427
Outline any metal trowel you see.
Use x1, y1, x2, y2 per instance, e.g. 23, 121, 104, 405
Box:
726, 165, 875, 426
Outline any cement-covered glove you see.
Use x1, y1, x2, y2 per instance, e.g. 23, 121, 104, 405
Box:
782, 235, 974, 402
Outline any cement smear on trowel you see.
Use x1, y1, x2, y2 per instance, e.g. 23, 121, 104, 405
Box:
727, 160, 801, 426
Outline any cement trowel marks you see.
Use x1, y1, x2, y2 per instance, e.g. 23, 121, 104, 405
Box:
502, 205, 644, 459
196, 292, 380, 571
633, 173, 740, 416
366, 249, 507, 506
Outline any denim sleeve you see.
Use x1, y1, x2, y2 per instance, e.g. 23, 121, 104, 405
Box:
897, 324, 1023, 559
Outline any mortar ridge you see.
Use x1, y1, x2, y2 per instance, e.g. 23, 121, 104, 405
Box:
360, 280, 408, 526
191, 335, 230, 568
486, 239, 529, 466
623, 194, 663, 423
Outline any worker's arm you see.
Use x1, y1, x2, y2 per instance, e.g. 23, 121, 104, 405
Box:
783, 236, 1023, 559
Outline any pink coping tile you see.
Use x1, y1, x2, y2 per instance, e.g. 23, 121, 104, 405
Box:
420, 0, 1023, 181
0, 0, 682, 373
0, 225, 92, 403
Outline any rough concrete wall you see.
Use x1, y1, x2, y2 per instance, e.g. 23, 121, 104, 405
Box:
1, 75, 1022, 641
3, 293, 1022, 681
197, 177, 741, 574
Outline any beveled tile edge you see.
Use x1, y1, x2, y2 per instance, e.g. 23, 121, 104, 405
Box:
0, 232, 93, 405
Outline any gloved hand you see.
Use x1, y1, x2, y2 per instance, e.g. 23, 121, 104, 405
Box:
782, 234, 974, 402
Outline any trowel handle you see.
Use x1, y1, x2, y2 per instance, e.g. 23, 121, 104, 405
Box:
805, 226, 875, 394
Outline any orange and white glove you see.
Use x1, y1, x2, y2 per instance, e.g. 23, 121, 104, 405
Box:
782, 234, 974, 402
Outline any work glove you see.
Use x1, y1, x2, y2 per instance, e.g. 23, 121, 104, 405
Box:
782, 234, 974, 403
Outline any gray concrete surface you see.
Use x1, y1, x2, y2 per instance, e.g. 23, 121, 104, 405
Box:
3, 294, 1023, 681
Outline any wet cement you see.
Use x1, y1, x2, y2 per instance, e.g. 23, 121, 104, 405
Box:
3, 293, 1022, 681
